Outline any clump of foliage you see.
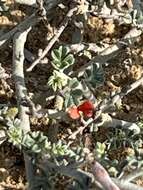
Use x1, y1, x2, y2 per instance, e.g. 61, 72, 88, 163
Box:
1, 0, 143, 189
1, 43, 142, 189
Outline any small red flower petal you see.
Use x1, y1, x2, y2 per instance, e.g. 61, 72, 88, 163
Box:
77, 100, 94, 112
67, 106, 80, 120
77, 100, 94, 118
83, 110, 93, 117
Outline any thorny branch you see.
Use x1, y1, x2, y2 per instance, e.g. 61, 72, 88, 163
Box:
0, 0, 61, 48
27, 6, 78, 72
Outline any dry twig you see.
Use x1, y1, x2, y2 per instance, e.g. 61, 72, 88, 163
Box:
0, 14, 41, 47
65, 42, 105, 54
70, 27, 142, 76
0, 0, 61, 48
100, 76, 143, 112
15, 0, 37, 6
27, 6, 78, 72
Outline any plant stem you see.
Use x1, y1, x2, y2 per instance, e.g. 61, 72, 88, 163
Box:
13, 28, 35, 189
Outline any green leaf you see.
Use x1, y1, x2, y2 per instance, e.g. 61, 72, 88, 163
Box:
64, 94, 74, 108
31, 131, 40, 139
51, 46, 75, 71
48, 70, 68, 91
69, 78, 79, 88
63, 54, 75, 66
51, 60, 61, 70
85, 63, 104, 88
0, 130, 6, 145
23, 135, 35, 148
63, 78, 83, 108
72, 96, 81, 105
52, 82, 57, 91
96, 142, 106, 156
61, 46, 70, 58
71, 89, 83, 97
52, 49, 62, 62
31, 144, 41, 153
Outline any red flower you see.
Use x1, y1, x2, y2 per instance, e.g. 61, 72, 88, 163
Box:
67, 106, 80, 120
67, 100, 94, 119
78, 100, 94, 117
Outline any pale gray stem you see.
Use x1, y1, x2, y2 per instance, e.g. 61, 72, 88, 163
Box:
13, 28, 35, 189
100, 76, 143, 112
92, 161, 120, 190
107, 118, 140, 133
65, 43, 105, 54
14, 0, 60, 7
13, 30, 31, 132
70, 28, 142, 76
120, 76, 143, 96
14, 0, 37, 6
96, 114, 140, 134
112, 178, 143, 190
120, 169, 143, 182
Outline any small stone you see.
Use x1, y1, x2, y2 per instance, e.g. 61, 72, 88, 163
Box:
0, 168, 8, 181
